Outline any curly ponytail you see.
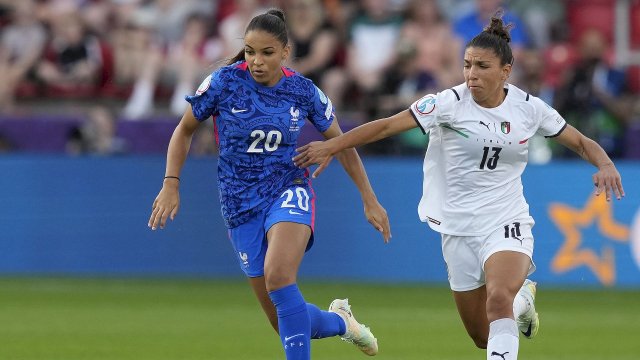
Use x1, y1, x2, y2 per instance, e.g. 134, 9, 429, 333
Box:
466, 10, 514, 65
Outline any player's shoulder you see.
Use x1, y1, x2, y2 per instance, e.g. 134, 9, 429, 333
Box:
216, 61, 247, 81
412, 84, 463, 114
505, 83, 532, 102
283, 67, 313, 87
506, 83, 554, 112
282, 68, 323, 98
446, 83, 469, 103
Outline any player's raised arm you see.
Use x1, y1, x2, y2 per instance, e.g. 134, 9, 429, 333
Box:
552, 124, 624, 201
294, 109, 417, 173
319, 118, 392, 242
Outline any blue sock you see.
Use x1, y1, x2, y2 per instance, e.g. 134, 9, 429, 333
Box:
269, 284, 311, 360
306, 303, 346, 338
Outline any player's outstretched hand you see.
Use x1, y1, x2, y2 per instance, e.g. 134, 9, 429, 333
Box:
364, 199, 392, 243
593, 163, 625, 201
148, 183, 180, 230
294, 141, 334, 178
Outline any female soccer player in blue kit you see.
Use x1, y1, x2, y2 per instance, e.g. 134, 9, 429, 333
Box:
147, 8, 390, 360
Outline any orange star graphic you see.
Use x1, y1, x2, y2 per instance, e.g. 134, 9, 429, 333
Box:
549, 193, 629, 286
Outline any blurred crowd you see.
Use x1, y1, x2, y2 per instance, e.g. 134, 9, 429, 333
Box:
0, 0, 639, 159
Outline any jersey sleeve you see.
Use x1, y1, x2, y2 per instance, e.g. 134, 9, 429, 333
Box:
307, 85, 334, 133
185, 71, 221, 122
409, 89, 456, 134
532, 97, 567, 138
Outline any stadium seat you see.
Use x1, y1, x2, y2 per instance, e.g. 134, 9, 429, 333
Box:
543, 43, 577, 88
566, 0, 614, 44
628, 66, 640, 93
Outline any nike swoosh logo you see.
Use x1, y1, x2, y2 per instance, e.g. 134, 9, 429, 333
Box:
284, 334, 304, 342
231, 107, 247, 113
521, 322, 532, 337
289, 210, 303, 215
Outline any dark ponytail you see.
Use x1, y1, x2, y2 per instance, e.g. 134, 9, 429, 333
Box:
466, 10, 514, 66
226, 9, 289, 65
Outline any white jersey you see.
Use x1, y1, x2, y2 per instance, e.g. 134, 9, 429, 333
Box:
409, 83, 567, 236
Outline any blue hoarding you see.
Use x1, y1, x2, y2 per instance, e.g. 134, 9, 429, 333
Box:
1, 156, 639, 287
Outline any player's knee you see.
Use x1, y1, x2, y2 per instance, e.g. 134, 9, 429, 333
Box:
263, 268, 296, 292
486, 287, 515, 320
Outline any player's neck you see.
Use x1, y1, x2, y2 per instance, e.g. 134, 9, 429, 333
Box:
478, 88, 507, 108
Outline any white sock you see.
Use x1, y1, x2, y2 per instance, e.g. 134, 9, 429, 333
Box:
487, 318, 519, 360
124, 80, 153, 119
513, 290, 531, 318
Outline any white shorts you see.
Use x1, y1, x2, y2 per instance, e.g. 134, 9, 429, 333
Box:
441, 220, 536, 292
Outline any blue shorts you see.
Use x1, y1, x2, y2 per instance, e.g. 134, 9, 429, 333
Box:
228, 184, 316, 277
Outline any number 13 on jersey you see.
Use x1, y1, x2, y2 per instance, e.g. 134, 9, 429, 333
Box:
479, 146, 502, 170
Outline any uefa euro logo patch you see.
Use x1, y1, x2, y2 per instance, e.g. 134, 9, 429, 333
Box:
415, 94, 436, 115
195, 74, 212, 96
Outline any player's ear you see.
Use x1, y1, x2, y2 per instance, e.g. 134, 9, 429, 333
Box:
502, 63, 512, 81
282, 44, 291, 61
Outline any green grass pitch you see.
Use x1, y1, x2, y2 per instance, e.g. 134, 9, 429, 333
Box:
1, 278, 638, 359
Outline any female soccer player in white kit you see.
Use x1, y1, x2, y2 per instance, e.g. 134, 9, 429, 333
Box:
294, 13, 625, 360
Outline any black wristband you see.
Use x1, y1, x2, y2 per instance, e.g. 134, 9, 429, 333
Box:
164, 176, 180, 181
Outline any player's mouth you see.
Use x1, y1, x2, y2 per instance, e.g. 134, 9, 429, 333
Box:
251, 69, 266, 76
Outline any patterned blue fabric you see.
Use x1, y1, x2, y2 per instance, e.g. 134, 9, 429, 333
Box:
186, 61, 334, 228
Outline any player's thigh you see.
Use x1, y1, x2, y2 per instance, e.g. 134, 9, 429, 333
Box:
228, 213, 269, 277
482, 220, 535, 296
265, 221, 310, 274
264, 183, 316, 257
484, 251, 530, 298
441, 234, 485, 291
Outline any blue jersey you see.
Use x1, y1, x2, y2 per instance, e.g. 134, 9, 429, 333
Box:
186, 61, 334, 228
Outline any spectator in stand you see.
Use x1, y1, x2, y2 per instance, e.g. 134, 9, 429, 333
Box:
66, 106, 127, 156
510, 0, 564, 49
219, 0, 265, 59
512, 48, 553, 164
123, 13, 223, 119
325, 0, 403, 113
0, 0, 47, 112
35, 9, 103, 93
321, 0, 359, 40
109, 2, 155, 93
554, 28, 628, 158
79, 0, 116, 38
453, 0, 530, 78
0, 131, 13, 153
372, 0, 463, 154
284, 0, 341, 87
387, 0, 462, 107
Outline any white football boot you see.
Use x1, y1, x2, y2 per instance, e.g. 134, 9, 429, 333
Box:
517, 279, 539, 339
329, 298, 378, 355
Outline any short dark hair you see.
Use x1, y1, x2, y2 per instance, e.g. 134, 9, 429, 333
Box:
466, 10, 514, 66
227, 9, 288, 65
